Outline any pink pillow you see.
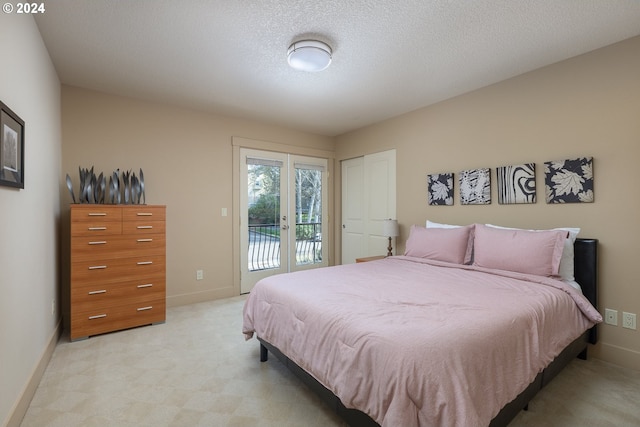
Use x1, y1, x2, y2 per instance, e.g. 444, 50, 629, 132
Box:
473, 224, 566, 276
426, 220, 475, 264
404, 225, 473, 264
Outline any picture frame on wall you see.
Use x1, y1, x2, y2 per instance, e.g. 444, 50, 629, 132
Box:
544, 156, 594, 203
0, 101, 25, 189
496, 163, 536, 204
427, 172, 454, 206
459, 167, 491, 205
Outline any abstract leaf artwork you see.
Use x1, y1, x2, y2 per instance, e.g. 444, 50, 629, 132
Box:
544, 157, 594, 203
459, 168, 491, 205
428, 173, 454, 206
496, 163, 536, 204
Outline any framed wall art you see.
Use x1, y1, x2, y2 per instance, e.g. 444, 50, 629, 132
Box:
0, 101, 25, 189
427, 172, 454, 205
496, 163, 536, 204
459, 168, 491, 205
544, 157, 593, 203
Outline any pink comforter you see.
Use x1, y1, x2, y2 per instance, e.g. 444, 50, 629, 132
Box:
243, 256, 602, 427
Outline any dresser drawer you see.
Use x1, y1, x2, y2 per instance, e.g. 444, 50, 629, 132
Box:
71, 234, 166, 262
71, 219, 122, 236
71, 277, 165, 312
122, 206, 166, 222
122, 220, 165, 235
71, 205, 122, 221
70, 298, 166, 340
71, 255, 166, 286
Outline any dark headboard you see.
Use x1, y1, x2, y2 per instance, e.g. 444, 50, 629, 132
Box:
574, 238, 598, 344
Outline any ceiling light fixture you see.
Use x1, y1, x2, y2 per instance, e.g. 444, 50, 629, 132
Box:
287, 40, 332, 72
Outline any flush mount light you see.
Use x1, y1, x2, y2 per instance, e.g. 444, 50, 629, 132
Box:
287, 40, 332, 72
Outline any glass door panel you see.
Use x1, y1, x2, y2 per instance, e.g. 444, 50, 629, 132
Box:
293, 164, 324, 267
247, 161, 281, 271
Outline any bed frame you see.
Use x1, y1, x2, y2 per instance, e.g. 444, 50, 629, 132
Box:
257, 238, 598, 427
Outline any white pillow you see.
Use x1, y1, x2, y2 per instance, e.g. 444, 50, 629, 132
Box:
426, 220, 462, 229
486, 224, 580, 281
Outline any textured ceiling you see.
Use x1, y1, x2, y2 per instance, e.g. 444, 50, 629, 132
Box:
35, 0, 640, 136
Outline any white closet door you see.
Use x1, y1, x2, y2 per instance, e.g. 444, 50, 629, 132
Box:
341, 156, 365, 264
341, 149, 396, 264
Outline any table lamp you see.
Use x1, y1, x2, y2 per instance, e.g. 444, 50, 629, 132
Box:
382, 219, 399, 256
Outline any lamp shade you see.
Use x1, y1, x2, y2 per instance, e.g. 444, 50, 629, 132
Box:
382, 219, 399, 237
287, 40, 332, 72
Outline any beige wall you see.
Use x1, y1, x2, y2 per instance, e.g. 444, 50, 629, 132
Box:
335, 36, 640, 371
60, 86, 335, 318
0, 15, 61, 427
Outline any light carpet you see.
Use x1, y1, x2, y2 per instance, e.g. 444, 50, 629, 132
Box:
20, 296, 640, 427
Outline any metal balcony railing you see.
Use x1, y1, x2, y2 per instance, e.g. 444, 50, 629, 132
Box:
248, 222, 322, 271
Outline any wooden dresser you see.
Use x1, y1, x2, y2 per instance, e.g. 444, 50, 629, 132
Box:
70, 204, 166, 340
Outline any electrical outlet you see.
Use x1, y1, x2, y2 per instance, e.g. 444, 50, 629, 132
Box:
605, 308, 618, 326
196, 269, 203, 280
51, 299, 56, 316
622, 312, 637, 330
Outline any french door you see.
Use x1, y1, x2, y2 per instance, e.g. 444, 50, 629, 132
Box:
240, 148, 328, 293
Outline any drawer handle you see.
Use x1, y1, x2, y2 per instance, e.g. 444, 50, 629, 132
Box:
137, 213, 153, 216
137, 284, 153, 288
137, 261, 153, 265
88, 290, 107, 295
88, 314, 107, 320
88, 241, 107, 245
88, 227, 107, 231
88, 265, 107, 270
137, 225, 153, 229
137, 238, 153, 242
137, 306, 153, 311
88, 213, 107, 216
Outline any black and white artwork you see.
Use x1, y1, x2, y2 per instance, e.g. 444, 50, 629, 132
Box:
544, 157, 594, 203
459, 168, 491, 205
0, 101, 25, 189
496, 163, 536, 204
428, 173, 453, 206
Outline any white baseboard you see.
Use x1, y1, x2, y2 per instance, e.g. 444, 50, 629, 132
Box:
592, 341, 640, 372
166, 286, 236, 308
5, 320, 61, 427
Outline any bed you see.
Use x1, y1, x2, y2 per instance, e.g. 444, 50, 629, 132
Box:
243, 223, 601, 427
